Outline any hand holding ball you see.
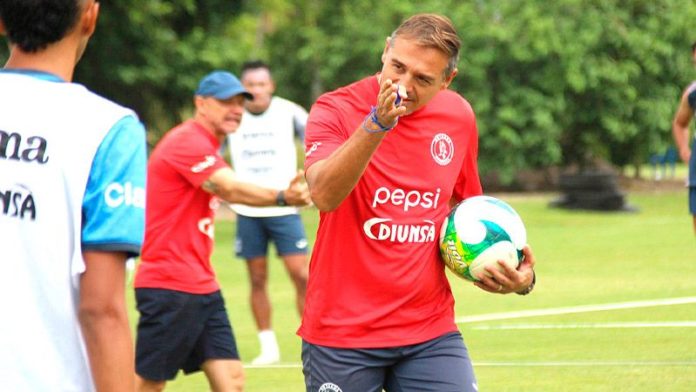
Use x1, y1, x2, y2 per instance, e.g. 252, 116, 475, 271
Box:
439, 196, 527, 281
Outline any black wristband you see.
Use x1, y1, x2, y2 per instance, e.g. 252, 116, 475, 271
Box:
516, 270, 536, 296
276, 190, 287, 206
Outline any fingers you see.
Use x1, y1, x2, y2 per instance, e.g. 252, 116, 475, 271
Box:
375, 79, 407, 126
475, 250, 534, 294
284, 170, 312, 207
289, 169, 305, 186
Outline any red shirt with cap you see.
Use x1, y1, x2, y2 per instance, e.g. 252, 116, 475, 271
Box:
135, 120, 228, 294
298, 75, 482, 348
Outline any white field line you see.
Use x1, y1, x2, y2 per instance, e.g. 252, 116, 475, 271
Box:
456, 296, 696, 324
472, 361, 696, 367
244, 361, 696, 369
471, 321, 696, 330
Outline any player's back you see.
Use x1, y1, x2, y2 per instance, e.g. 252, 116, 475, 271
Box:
0, 71, 135, 391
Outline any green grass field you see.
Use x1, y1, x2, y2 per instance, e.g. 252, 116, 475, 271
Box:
128, 186, 696, 391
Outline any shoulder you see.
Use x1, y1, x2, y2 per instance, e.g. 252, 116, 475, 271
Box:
682, 81, 696, 98
77, 85, 136, 119
315, 75, 376, 107
683, 82, 696, 109
271, 96, 308, 113
430, 89, 475, 119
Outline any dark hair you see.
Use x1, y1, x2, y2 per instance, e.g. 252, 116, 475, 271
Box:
241, 60, 271, 78
0, 0, 82, 53
390, 13, 461, 76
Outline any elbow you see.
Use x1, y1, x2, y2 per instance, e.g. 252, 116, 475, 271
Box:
310, 188, 340, 212
78, 301, 128, 330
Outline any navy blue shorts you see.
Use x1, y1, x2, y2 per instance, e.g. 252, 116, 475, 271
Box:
301, 332, 477, 392
235, 214, 308, 259
689, 186, 695, 215
135, 288, 239, 381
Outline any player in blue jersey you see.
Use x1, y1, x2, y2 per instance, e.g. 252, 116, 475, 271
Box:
0, 1, 147, 391
671, 41, 696, 237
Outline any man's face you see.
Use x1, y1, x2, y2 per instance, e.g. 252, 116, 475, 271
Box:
241, 68, 275, 113
380, 36, 457, 115
196, 94, 246, 138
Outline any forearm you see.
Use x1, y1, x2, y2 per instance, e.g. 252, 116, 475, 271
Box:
307, 127, 387, 211
672, 121, 689, 148
218, 181, 279, 206
79, 251, 134, 391
79, 306, 134, 391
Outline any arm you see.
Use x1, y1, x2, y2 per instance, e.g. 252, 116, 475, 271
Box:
79, 251, 134, 392
306, 79, 406, 211
202, 167, 311, 207
672, 87, 694, 163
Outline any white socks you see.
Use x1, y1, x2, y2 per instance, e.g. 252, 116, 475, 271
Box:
251, 330, 280, 365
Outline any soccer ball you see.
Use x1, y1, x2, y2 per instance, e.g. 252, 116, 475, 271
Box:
439, 195, 526, 281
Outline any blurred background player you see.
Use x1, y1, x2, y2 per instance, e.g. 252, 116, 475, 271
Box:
671, 41, 696, 236
0, 0, 147, 390
133, 70, 311, 391
299, 13, 536, 392
226, 60, 310, 365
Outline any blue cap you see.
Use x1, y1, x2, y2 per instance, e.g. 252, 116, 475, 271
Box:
195, 70, 253, 100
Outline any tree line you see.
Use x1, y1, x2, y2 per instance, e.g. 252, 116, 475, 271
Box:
2, 0, 694, 184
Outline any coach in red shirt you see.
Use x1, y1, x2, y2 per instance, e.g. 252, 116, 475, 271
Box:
299, 14, 537, 392
134, 71, 311, 392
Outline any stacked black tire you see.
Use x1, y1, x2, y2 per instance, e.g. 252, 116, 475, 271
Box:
550, 172, 637, 211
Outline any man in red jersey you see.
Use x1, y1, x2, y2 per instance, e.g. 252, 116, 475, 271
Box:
134, 70, 311, 392
299, 14, 537, 392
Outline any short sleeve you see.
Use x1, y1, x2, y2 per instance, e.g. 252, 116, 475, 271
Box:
82, 115, 147, 257
304, 97, 349, 170
159, 133, 229, 188
452, 112, 483, 202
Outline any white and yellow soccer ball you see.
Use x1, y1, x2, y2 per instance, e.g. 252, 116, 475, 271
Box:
439, 195, 527, 282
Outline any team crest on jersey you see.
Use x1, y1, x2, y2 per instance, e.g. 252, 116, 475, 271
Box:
318, 383, 342, 392
430, 133, 453, 166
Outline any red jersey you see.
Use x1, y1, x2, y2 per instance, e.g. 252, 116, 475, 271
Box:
299, 75, 482, 348
135, 120, 228, 294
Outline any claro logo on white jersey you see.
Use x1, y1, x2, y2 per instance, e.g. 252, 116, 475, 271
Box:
363, 218, 436, 243
191, 155, 217, 173
104, 182, 145, 208
372, 186, 441, 212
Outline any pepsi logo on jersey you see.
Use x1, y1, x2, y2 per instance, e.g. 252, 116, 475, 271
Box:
371, 186, 441, 212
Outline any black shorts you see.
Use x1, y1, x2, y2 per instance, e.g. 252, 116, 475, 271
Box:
135, 288, 240, 381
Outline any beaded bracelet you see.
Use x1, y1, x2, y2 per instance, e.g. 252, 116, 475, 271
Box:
361, 106, 397, 133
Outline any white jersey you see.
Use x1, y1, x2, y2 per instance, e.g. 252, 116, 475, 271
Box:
0, 72, 146, 391
228, 96, 308, 217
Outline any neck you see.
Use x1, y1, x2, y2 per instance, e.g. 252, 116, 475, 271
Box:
4, 40, 79, 82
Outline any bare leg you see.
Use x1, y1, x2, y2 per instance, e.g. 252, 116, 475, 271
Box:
281, 253, 308, 316
247, 256, 271, 330
202, 359, 244, 392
